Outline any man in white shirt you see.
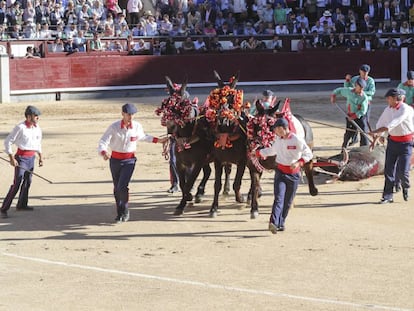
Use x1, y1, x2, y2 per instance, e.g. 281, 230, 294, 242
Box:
256, 118, 313, 234
1, 106, 43, 218
369, 88, 414, 204
98, 104, 167, 222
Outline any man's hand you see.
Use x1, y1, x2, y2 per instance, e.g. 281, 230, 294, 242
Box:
347, 112, 357, 120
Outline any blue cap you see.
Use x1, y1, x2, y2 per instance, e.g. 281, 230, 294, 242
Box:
355, 77, 367, 88
275, 118, 289, 128
384, 88, 406, 97
25, 105, 41, 116
262, 90, 274, 97
122, 103, 137, 114
407, 71, 414, 80
360, 64, 371, 72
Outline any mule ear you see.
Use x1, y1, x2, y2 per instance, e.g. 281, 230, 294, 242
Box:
255, 99, 265, 115
214, 70, 225, 88
268, 101, 280, 116
165, 76, 175, 95
229, 71, 240, 89
180, 76, 188, 97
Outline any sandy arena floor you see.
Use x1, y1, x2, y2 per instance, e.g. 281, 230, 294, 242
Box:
0, 88, 413, 311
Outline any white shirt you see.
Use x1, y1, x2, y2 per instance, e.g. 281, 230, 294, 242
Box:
259, 132, 313, 166
98, 120, 153, 154
4, 121, 42, 155
376, 103, 414, 137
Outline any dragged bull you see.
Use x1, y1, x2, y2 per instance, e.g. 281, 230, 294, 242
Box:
316, 145, 387, 181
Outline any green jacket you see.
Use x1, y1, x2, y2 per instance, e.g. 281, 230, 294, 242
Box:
344, 76, 376, 102
397, 81, 414, 105
332, 87, 369, 118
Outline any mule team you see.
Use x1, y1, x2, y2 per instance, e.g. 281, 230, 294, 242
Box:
156, 71, 318, 234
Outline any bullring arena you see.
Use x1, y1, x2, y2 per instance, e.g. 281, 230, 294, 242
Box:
0, 86, 413, 311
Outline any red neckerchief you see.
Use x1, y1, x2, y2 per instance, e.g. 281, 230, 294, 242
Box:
393, 102, 402, 110
121, 120, 133, 129
25, 120, 37, 128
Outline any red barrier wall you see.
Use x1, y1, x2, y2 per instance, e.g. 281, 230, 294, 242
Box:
9, 50, 404, 91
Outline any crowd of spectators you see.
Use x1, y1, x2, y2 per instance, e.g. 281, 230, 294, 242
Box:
0, 0, 413, 54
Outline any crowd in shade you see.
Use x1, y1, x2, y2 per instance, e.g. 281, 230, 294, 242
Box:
1, 0, 413, 53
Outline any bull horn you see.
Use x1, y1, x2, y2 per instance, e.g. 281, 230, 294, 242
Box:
339, 148, 349, 167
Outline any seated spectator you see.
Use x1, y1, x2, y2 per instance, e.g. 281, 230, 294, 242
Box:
177, 23, 190, 36
25, 46, 40, 58
129, 39, 150, 54
321, 32, 336, 49
163, 37, 177, 55
118, 23, 130, 37
104, 23, 115, 36
296, 21, 310, 34
275, 22, 289, 34
244, 21, 257, 35
345, 33, 359, 51
309, 30, 322, 48
89, 32, 104, 51
73, 30, 87, 52
22, 21, 37, 39
215, 10, 226, 29
159, 13, 173, 35
180, 36, 196, 53
152, 38, 161, 55
297, 35, 308, 52
144, 11, 158, 36
267, 34, 282, 52
310, 20, 324, 34
190, 22, 204, 35
108, 39, 125, 52
194, 36, 207, 52
64, 35, 79, 53
334, 32, 347, 49
264, 21, 275, 35
203, 22, 217, 36
383, 35, 399, 50
217, 21, 232, 35
169, 23, 180, 36
241, 36, 263, 50
400, 20, 411, 33
209, 36, 223, 52
187, 8, 201, 30
229, 37, 241, 50
51, 37, 65, 52
39, 22, 53, 39
131, 22, 146, 36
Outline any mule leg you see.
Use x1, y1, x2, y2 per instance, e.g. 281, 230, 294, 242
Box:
174, 165, 190, 215
210, 161, 223, 218
233, 162, 246, 203
248, 167, 261, 219
304, 161, 318, 196
195, 164, 212, 203
223, 164, 231, 195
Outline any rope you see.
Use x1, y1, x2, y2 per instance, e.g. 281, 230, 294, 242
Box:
305, 118, 359, 133
162, 137, 170, 161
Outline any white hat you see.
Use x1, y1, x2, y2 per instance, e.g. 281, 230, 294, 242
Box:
323, 10, 332, 17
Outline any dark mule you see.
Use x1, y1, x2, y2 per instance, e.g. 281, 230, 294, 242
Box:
246, 99, 319, 219
156, 77, 214, 215
203, 71, 248, 217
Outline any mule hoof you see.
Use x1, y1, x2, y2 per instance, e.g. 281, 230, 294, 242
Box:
250, 210, 259, 219
222, 190, 230, 196
186, 202, 194, 208
236, 195, 245, 203
209, 211, 217, 218
310, 189, 318, 196
194, 196, 202, 204
173, 208, 184, 216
